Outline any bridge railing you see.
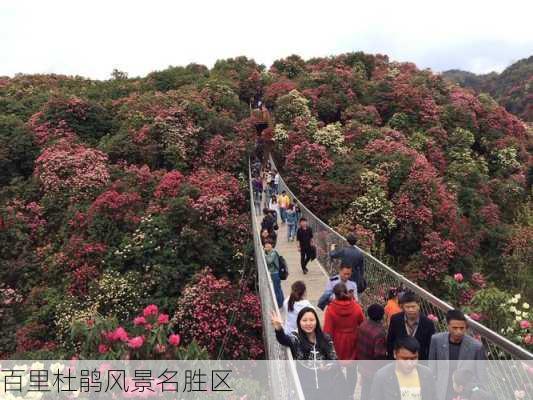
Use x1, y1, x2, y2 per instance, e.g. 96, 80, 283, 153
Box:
248, 161, 305, 400
271, 157, 532, 399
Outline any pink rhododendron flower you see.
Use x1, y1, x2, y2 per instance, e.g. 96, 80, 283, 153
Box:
453, 273, 464, 282
157, 314, 170, 324
127, 336, 144, 349
112, 327, 129, 342
168, 334, 181, 347
133, 316, 147, 326
98, 344, 109, 354
143, 304, 158, 317
519, 320, 530, 330
427, 314, 438, 322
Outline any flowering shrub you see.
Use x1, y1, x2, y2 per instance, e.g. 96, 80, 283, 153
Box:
273, 123, 289, 143
419, 231, 456, 281
284, 141, 333, 177
274, 89, 312, 126
54, 270, 147, 349
470, 290, 532, 351
153, 107, 201, 168
263, 80, 297, 108
187, 168, 243, 223
71, 304, 209, 359
200, 135, 247, 172
312, 122, 346, 153
153, 170, 184, 199
490, 146, 522, 176
34, 140, 110, 200
174, 269, 264, 359
88, 189, 142, 224
27, 112, 78, 146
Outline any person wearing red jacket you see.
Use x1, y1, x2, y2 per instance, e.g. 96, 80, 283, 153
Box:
323, 282, 365, 399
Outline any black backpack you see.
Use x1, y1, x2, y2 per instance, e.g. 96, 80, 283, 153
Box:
278, 255, 288, 280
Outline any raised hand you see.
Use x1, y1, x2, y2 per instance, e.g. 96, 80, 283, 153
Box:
271, 310, 283, 331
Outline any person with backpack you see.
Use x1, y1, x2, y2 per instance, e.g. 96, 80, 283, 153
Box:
264, 239, 284, 308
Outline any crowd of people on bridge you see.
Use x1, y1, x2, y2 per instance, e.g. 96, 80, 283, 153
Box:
252, 157, 492, 400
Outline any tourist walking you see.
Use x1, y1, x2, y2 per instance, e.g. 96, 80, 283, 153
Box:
264, 240, 284, 308
282, 280, 313, 334
428, 309, 488, 400
386, 291, 436, 360
296, 217, 314, 274
357, 304, 387, 400
329, 233, 366, 294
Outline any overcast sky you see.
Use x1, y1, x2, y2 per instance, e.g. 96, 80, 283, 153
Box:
1, 0, 532, 80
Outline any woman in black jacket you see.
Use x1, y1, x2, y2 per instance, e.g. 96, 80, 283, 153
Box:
271, 307, 347, 400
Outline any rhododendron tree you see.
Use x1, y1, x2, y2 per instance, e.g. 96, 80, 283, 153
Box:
274, 89, 312, 126
34, 140, 110, 201
153, 170, 184, 200
312, 122, 346, 153
263, 80, 297, 108
174, 269, 264, 359
200, 134, 248, 172
419, 231, 456, 282
186, 168, 244, 224
284, 141, 333, 177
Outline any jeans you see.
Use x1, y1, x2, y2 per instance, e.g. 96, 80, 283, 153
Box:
287, 223, 296, 241
280, 207, 287, 222
270, 272, 284, 308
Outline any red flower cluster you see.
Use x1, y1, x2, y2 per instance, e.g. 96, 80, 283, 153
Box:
187, 168, 243, 223
175, 270, 264, 359
34, 140, 110, 200
154, 171, 184, 199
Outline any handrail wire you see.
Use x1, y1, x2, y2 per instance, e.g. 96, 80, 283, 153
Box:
248, 159, 306, 400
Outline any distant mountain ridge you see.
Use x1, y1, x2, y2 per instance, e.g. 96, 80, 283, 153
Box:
442, 56, 533, 122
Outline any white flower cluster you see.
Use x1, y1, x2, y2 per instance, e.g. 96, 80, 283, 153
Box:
275, 89, 311, 126
312, 122, 346, 153
54, 271, 146, 349
491, 147, 521, 174
501, 294, 531, 338
273, 123, 289, 143
340, 171, 396, 236
113, 215, 159, 259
